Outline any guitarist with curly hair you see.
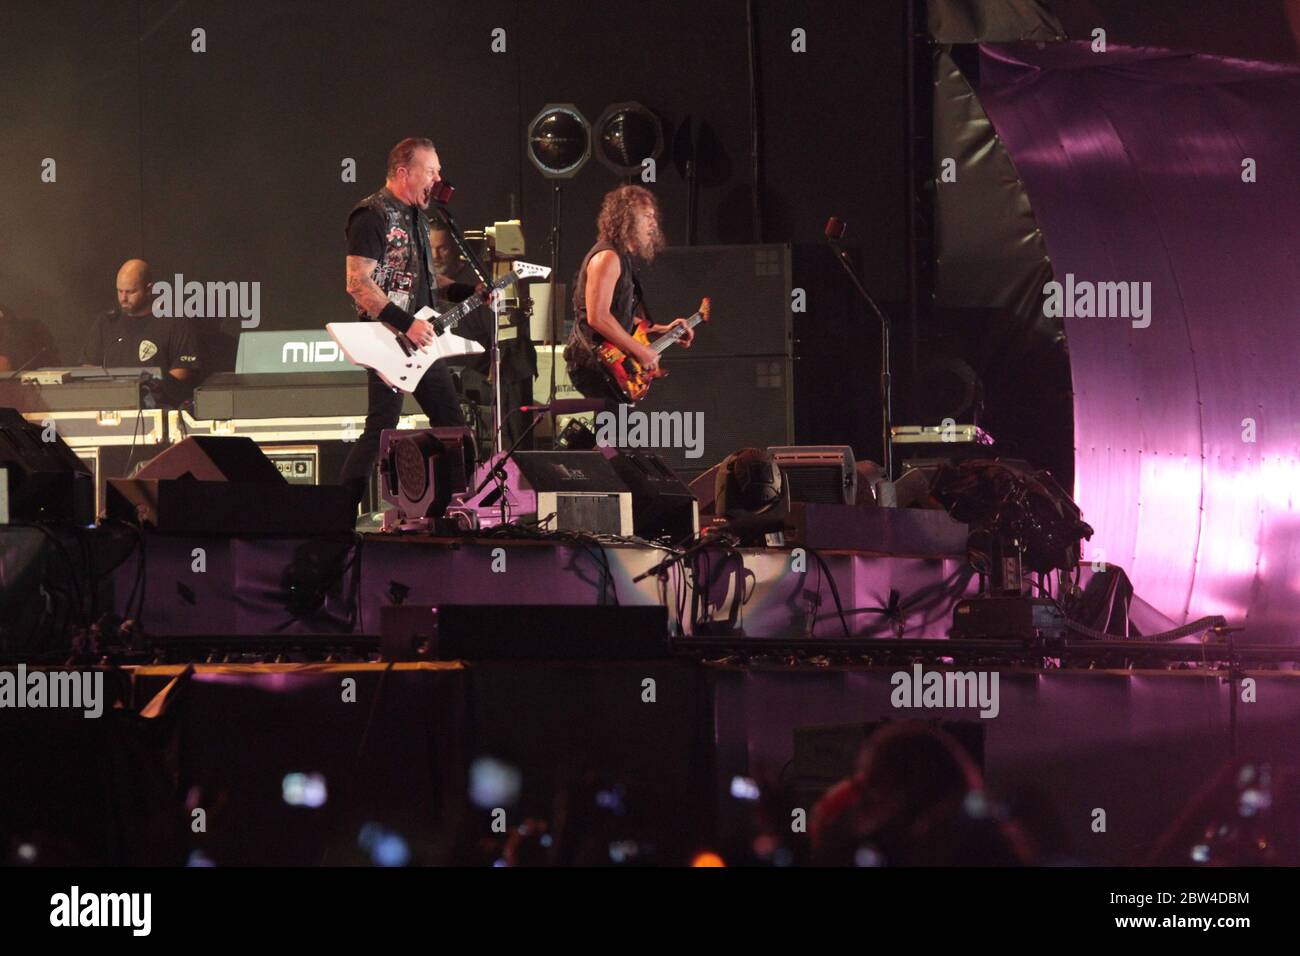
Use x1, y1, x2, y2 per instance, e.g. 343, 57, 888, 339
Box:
564, 186, 696, 407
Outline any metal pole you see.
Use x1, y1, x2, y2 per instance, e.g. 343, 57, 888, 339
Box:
491, 288, 504, 456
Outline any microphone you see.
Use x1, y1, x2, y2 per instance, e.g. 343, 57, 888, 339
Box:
431, 181, 455, 205
520, 398, 609, 415
824, 216, 847, 241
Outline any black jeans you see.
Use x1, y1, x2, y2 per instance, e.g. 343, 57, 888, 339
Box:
339, 362, 464, 508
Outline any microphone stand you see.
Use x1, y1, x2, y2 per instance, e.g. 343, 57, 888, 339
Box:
432, 204, 490, 286
0, 346, 49, 379
826, 226, 894, 482
472, 405, 547, 528
434, 203, 507, 456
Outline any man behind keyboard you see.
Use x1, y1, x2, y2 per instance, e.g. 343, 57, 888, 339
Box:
81, 258, 201, 405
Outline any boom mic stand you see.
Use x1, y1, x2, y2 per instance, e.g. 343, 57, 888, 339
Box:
431, 185, 490, 285
543, 179, 565, 450
470, 403, 548, 528
824, 216, 894, 482
433, 193, 509, 456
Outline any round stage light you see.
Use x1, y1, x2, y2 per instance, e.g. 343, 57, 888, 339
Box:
594, 101, 664, 176
527, 104, 591, 179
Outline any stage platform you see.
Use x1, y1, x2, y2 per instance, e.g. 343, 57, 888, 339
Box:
0, 520, 989, 652
4, 511, 1295, 866
1, 512, 1198, 656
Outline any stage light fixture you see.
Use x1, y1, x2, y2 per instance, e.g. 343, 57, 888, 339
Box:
527, 104, 591, 179
380, 427, 476, 524
594, 101, 664, 176
525, 104, 591, 407
716, 447, 786, 517
555, 417, 598, 451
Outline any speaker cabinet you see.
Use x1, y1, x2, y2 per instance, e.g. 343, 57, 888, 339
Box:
453, 451, 633, 535
0, 407, 94, 524
607, 450, 699, 544
135, 436, 286, 483
107, 436, 353, 534
633, 356, 793, 477
636, 244, 792, 358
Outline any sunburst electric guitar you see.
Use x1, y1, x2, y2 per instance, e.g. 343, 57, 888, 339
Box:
597, 297, 710, 401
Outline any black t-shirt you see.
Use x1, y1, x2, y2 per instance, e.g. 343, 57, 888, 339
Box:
346, 205, 434, 329
81, 310, 202, 373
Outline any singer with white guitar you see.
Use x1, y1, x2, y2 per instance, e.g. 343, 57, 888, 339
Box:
337, 137, 489, 510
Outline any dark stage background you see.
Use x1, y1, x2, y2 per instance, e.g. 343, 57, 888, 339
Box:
5, 0, 1298, 475
0, 0, 907, 460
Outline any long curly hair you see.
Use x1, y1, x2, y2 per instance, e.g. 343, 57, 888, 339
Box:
596, 185, 665, 260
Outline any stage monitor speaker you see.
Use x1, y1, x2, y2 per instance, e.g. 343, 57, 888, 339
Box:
636, 244, 791, 359
106, 479, 355, 535
607, 450, 699, 544
107, 435, 354, 534
0, 407, 94, 524
633, 355, 793, 477
768, 445, 857, 504
380, 604, 670, 660
452, 450, 633, 535
135, 435, 286, 483
514, 451, 630, 535
260, 444, 320, 485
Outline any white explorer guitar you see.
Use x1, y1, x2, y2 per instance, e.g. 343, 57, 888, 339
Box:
327, 261, 551, 393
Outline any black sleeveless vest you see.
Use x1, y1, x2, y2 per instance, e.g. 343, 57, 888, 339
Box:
349, 187, 434, 317
566, 241, 648, 373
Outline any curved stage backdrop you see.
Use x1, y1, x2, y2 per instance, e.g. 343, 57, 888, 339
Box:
977, 42, 1300, 643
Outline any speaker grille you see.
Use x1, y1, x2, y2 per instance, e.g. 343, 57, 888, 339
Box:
556, 494, 622, 535
636, 245, 791, 358
781, 465, 846, 504
632, 356, 793, 477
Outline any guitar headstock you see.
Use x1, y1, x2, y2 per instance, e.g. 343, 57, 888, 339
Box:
698, 297, 711, 323
512, 261, 553, 281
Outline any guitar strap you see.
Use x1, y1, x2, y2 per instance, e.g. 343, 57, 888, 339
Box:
633, 270, 652, 325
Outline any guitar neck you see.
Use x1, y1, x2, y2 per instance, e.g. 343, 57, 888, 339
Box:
434, 272, 516, 332
651, 310, 705, 354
